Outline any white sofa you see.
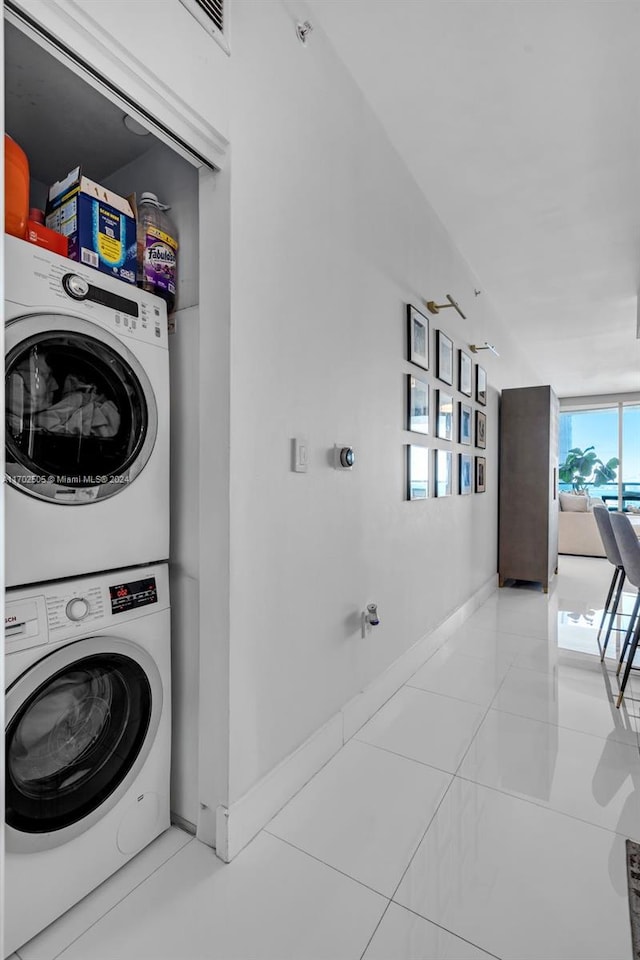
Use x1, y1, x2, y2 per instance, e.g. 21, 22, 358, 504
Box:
558, 492, 606, 558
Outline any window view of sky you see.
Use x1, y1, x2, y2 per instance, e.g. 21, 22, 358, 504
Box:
560, 405, 640, 487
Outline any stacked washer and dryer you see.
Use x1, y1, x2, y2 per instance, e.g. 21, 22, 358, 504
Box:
4, 234, 173, 955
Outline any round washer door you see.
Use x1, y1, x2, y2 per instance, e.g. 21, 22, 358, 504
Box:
5, 636, 164, 853
5, 313, 158, 504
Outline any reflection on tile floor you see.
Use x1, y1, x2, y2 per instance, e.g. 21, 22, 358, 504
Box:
17, 556, 639, 960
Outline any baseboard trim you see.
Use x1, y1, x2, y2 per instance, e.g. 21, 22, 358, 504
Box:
215, 573, 497, 862
342, 574, 496, 740
215, 714, 343, 862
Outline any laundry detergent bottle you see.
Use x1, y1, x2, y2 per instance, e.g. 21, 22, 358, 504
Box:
136, 192, 178, 313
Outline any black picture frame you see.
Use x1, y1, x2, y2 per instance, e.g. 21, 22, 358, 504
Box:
458, 349, 472, 397
475, 410, 486, 449
435, 449, 453, 497
459, 453, 472, 495
475, 455, 486, 493
407, 375, 429, 435
476, 364, 487, 405
407, 305, 429, 371
459, 402, 472, 445
436, 330, 454, 385
407, 444, 429, 500
436, 390, 453, 440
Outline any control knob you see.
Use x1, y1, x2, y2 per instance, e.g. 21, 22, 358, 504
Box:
66, 598, 90, 621
62, 273, 90, 300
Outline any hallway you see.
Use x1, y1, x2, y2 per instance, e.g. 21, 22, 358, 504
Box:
15, 556, 639, 960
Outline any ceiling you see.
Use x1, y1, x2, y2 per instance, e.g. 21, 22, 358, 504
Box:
308, 0, 640, 398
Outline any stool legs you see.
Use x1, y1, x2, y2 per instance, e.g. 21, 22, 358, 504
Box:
616, 593, 640, 676
616, 590, 640, 707
598, 566, 621, 642
600, 569, 626, 661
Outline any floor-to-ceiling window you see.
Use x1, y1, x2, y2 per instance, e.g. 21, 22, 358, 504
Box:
559, 398, 640, 511
622, 403, 640, 510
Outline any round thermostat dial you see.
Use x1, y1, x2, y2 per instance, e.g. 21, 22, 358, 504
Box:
340, 447, 355, 468
66, 598, 90, 621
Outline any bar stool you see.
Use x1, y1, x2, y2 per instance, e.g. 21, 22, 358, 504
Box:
609, 512, 640, 708
592, 505, 626, 660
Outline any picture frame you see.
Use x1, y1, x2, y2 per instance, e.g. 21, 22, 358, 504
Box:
436, 330, 454, 385
459, 402, 472, 446
407, 304, 429, 371
435, 449, 453, 497
459, 453, 472, 495
476, 364, 487, 405
436, 390, 453, 440
407, 444, 429, 500
475, 409, 486, 449
458, 349, 472, 397
407, 375, 429, 435
475, 455, 486, 493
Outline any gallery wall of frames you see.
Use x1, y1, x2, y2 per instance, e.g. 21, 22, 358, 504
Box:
405, 303, 487, 501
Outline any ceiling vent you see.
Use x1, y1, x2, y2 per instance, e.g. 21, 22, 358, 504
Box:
179, 0, 229, 55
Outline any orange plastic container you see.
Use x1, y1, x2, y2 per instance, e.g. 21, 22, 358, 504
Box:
5, 134, 30, 239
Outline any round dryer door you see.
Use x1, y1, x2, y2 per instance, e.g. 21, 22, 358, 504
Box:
5, 636, 164, 853
5, 314, 158, 503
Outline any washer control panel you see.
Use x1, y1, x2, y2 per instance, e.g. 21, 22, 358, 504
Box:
5, 236, 167, 348
5, 563, 169, 656
46, 585, 105, 633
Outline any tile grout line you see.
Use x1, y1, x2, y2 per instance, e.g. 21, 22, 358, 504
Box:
380, 902, 504, 960
452, 771, 640, 843
352, 735, 472, 779
262, 828, 394, 902
367, 649, 512, 957
357, 900, 394, 960
489, 699, 638, 746
404, 679, 511, 709
46, 836, 197, 960
447, 660, 511, 779
385, 771, 456, 908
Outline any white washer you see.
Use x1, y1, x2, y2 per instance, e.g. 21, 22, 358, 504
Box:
4, 562, 171, 956
5, 235, 170, 587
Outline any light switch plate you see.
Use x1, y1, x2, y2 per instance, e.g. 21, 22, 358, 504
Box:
292, 437, 308, 472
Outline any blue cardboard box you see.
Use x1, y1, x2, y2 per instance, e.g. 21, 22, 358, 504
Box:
45, 167, 137, 284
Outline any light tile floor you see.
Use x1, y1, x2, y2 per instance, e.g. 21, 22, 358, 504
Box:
15, 556, 640, 960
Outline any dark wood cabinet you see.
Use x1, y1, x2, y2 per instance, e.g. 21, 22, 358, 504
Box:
498, 385, 559, 593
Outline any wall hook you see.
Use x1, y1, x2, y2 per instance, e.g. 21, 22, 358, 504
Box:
296, 20, 314, 45
426, 294, 466, 320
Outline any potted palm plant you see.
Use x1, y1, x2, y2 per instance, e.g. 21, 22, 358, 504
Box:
558, 446, 619, 493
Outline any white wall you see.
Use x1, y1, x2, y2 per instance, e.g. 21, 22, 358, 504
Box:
226, 0, 540, 802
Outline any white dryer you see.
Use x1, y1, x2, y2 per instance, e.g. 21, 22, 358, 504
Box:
5, 235, 170, 587
4, 562, 171, 956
